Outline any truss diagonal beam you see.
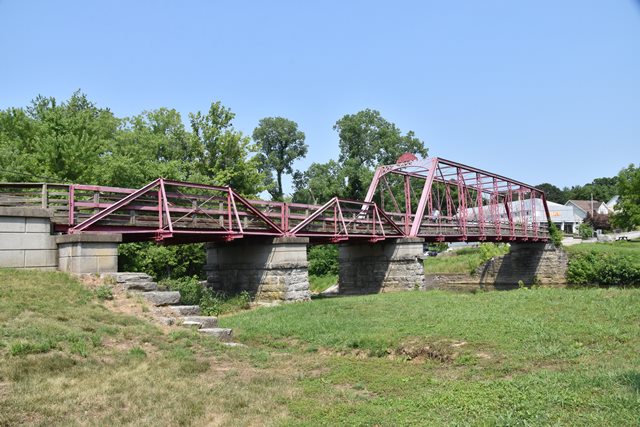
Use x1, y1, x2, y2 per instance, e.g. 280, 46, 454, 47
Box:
70, 178, 162, 233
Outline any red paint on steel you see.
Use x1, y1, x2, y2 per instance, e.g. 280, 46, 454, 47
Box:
30, 155, 551, 244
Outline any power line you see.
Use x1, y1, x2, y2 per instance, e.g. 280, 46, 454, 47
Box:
0, 168, 67, 183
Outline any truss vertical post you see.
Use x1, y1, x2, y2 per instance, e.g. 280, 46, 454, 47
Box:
404, 175, 412, 235
68, 184, 75, 226
159, 178, 173, 237
476, 173, 485, 239
491, 177, 501, 238
157, 189, 163, 230
505, 183, 514, 238
457, 168, 468, 239
519, 188, 527, 239
531, 191, 539, 239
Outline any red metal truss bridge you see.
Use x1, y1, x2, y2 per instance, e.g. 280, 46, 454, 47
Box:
0, 155, 551, 244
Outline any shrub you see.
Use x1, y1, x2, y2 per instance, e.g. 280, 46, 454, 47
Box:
200, 290, 251, 316
548, 222, 563, 247
308, 244, 339, 276
584, 212, 611, 231
567, 251, 640, 287
578, 223, 594, 239
163, 276, 203, 305
478, 243, 509, 263
95, 285, 113, 300
118, 242, 206, 281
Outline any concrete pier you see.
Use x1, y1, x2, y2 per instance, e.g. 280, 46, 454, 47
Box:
338, 237, 426, 295
205, 237, 311, 302
57, 234, 122, 274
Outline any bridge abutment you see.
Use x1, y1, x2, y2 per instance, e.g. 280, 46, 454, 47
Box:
0, 207, 58, 270
204, 237, 311, 303
0, 207, 122, 274
338, 238, 425, 295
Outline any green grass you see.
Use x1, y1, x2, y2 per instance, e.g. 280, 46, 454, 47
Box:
309, 274, 338, 293
222, 288, 640, 426
0, 269, 297, 426
2, 269, 639, 426
423, 244, 511, 275
423, 251, 481, 274
565, 240, 640, 261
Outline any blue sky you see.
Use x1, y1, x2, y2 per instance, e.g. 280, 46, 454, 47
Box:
1, 1, 638, 195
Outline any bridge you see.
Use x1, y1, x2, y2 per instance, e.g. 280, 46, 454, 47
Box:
0, 155, 551, 243
0, 155, 563, 300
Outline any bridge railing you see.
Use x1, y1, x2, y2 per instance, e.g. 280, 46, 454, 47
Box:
0, 182, 71, 223
0, 181, 549, 242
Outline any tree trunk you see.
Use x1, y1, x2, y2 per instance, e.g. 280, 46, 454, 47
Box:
276, 171, 283, 201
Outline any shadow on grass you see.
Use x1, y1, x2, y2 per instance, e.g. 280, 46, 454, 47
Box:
619, 371, 640, 393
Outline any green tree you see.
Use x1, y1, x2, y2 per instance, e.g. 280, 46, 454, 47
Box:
96, 108, 204, 188
0, 107, 41, 181
252, 117, 307, 201
0, 91, 119, 183
612, 164, 640, 230
190, 102, 264, 196
292, 160, 344, 204
565, 177, 619, 203
536, 183, 566, 204
334, 109, 427, 199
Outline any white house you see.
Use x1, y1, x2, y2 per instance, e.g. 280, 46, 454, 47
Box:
565, 200, 609, 221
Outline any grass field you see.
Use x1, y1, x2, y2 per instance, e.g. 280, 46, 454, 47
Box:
423, 245, 510, 274
309, 274, 338, 293
565, 239, 640, 261
423, 249, 481, 274
2, 269, 639, 426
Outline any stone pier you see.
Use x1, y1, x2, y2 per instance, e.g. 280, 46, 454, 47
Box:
204, 237, 311, 302
338, 237, 425, 295
476, 242, 568, 288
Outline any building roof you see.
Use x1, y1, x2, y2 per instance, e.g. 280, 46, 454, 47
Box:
565, 200, 605, 214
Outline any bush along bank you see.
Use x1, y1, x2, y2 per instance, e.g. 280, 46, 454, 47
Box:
567, 251, 640, 287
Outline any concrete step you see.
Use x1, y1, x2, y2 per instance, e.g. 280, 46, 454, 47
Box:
143, 291, 180, 306
198, 328, 233, 341
167, 305, 201, 316
180, 316, 218, 329
122, 281, 158, 292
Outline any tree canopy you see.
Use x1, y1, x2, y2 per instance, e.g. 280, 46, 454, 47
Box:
253, 117, 307, 201
612, 164, 640, 230
536, 176, 619, 205
317, 109, 429, 201
0, 92, 264, 196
